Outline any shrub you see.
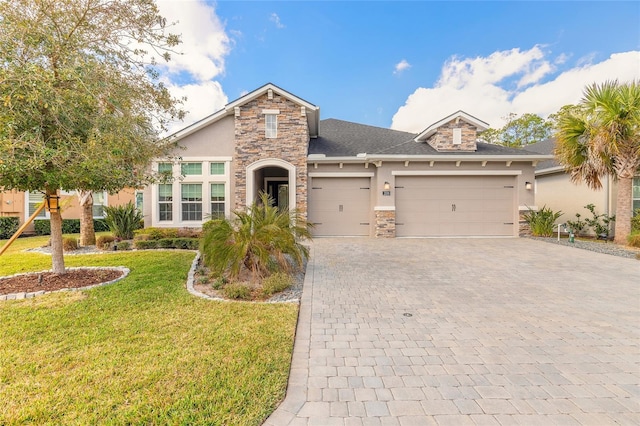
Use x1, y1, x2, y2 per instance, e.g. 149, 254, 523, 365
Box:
32, 219, 107, 236
138, 227, 179, 240
201, 192, 312, 281
222, 282, 252, 300
523, 205, 563, 237
566, 213, 587, 236
171, 238, 199, 250
0, 216, 19, 239
631, 209, 640, 234
96, 235, 116, 250
114, 241, 131, 251
262, 272, 292, 296
133, 240, 159, 249
628, 233, 640, 248
212, 276, 226, 290
583, 203, 615, 237
176, 227, 202, 238
62, 237, 79, 251
104, 202, 143, 240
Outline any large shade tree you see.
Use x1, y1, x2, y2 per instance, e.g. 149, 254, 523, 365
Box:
554, 80, 640, 244
0, 0, 184, 273
479, 113, 553, 147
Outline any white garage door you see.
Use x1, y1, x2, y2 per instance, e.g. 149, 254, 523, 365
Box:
395, 176, 516, 237
308, 177, 371, 236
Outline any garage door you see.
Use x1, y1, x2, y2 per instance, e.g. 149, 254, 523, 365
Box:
308, 177, 371, 236
395, 176, 516, 237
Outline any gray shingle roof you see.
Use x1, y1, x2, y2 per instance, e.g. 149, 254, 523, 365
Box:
310, 118, 546, 157
525, 138, 561, 170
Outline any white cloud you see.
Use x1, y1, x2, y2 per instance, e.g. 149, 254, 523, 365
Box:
394, 59, 411, 75
154, 1, 231, 130
270, 12, 285, 29
391, 48, 640, 132
164, 80, 228, 135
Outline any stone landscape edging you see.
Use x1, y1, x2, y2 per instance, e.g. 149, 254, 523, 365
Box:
0, 266, 130, 301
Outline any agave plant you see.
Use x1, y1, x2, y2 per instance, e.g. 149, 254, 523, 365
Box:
201, 192, 312, 281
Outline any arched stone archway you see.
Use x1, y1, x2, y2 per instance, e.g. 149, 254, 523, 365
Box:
246, 158, 296, 211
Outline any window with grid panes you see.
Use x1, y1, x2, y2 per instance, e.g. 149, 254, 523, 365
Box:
210, 162, 224, 175
210, 183, 225, 219
265, 114, 277, 138
158, 162, 172, 174
158, 184, 173, 221
181, 162, 202, 176
181, 183, 202, 221
92, 192, 106, 217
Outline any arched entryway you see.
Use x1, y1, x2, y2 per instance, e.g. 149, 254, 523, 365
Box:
246, 159, 296, 211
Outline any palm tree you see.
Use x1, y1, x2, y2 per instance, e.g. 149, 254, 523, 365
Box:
555, 80, 640, 244
201, 192, 312, 281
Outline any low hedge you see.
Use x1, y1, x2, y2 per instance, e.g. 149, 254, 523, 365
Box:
133, 238, 199, 250
34, 219, 109, 235
0, 216, 20, 239
134, 227, 202, 240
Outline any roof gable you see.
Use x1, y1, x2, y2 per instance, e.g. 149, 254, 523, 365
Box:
170, 83, 320, 141
414, 110, 489, 142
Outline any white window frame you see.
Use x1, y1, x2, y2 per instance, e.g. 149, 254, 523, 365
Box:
92, 191, 108, 219
265, 113, 278, 138
180, 183, 203, 222
151, 157, 232, 227
209, 183, 226, 219
25, 191, 49, 220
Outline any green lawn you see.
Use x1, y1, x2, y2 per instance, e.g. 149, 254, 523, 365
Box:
0, 236, 298, 425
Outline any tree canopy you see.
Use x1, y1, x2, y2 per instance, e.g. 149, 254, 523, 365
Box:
554, 80, 640, 243
480, 113, 553, 147
0, 0, 185, 272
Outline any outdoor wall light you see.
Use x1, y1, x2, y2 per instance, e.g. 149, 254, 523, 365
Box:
525, 181, 533, 190
46, 194, 60, 213
383, 181, 391, 190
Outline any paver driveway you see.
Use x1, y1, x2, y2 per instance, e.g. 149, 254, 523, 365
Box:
265, 238, 639, 426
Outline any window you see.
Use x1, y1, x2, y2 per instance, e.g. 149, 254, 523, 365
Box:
181, 162, 202, 176
265, 114, 277, 138
633, 177, 640, 215
28, 192, 47, 219
181, 183, 202, 221
210, 183, 225, 219
210, 162, 225, 175
135, 191, 144, 212
158, 162, 172, 174
158, 184, 173, 221
92, 192, 106, 217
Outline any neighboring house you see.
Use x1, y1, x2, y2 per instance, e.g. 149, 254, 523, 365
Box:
0, 189, 135, 233
527, 138, 640, 236
141, 83, 550, 238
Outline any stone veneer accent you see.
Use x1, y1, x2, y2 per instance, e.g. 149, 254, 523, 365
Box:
375, 210, 396, 238
518, 209, 532, 237
426, 119, 478, 152
233, 93, 309, 217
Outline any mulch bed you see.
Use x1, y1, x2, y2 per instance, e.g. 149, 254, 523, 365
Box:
0, 269, 124, 295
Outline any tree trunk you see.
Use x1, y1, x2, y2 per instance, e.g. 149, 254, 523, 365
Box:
47, 189, 66, 274
78, 190, 96, 246
614, 176, 633, 245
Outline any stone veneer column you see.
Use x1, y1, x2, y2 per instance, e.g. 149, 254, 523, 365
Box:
518, 209, 531, 237
375, 209, 396, 238
233, 93, 309, 218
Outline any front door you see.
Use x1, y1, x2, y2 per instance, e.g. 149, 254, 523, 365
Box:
266, 180, 289, 211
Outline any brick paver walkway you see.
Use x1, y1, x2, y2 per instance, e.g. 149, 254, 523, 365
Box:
265, 238, 640, 425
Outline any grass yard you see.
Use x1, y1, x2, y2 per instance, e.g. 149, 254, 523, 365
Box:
0, 235, 298, 425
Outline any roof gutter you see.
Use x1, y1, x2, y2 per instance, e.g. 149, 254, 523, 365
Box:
308, 153, 554, 163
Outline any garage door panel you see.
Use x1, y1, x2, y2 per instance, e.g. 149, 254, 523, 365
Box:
308, 177, 371, 236
396, 176, 515, 237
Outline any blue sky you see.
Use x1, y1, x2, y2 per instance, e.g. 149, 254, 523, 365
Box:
156, 1, 640, 133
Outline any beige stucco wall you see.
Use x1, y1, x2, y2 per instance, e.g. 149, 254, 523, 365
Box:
535, 172, 614, 231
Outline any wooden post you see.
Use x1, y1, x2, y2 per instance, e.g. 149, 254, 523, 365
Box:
0, 203, 46, 256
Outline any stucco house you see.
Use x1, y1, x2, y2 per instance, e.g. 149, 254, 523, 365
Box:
527, 138, 640, 236
139, 83, 551, 238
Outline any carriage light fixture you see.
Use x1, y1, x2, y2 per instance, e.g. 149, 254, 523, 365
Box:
525, 181, 532, 190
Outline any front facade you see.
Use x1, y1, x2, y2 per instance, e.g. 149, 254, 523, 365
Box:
143, 84, 550, 238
